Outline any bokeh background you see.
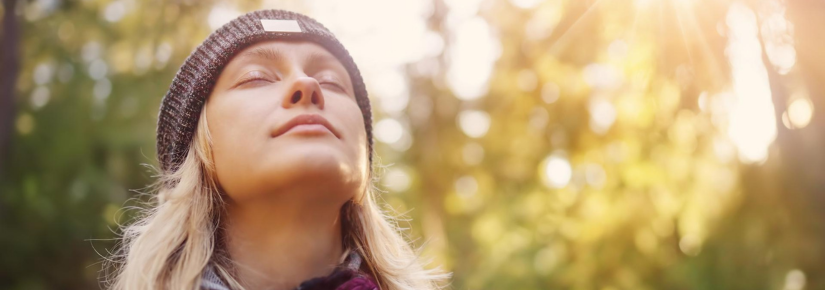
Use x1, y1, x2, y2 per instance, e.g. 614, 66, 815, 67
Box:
2, 0, 824, 289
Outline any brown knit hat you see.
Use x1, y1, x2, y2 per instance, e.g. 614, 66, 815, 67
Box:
157, 9, 373, 175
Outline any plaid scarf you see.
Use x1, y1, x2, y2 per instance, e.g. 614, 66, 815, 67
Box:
201, 251, 378, 290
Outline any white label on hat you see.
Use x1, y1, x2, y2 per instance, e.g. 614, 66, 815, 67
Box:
260, 19, 302, 33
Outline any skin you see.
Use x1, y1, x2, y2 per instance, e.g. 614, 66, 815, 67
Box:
204, 40, 369, 290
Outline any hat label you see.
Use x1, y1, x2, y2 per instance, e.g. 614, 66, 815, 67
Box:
261, 19, 302, 33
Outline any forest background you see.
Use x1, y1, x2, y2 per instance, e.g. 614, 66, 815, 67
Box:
1, 0, 824, 289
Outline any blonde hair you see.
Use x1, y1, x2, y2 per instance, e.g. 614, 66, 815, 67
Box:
105, 107, 450, 289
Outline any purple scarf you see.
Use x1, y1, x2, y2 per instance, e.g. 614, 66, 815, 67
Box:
200, 251, 379, 290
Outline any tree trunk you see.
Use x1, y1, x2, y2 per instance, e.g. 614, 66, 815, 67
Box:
0, 0, 20, 180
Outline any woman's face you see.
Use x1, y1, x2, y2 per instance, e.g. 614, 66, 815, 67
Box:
205, 40, 368, 206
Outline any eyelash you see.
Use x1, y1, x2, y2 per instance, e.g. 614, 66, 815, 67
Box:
234, 72, 346, 93
319, 80, 346, 92
235, 73, 274, 87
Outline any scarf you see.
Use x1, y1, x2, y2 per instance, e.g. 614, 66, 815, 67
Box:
201, 251, 378, 290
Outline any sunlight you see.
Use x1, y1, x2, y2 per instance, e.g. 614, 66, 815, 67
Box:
509, 0, 542, 9
13, 0, 825, 288
207, 2, 242, 31
382, 167, 412, 192
458, 110, 492, 138
367, 68, 410, 114
549, 0, 606, 54
784, 97, 814, 129
660, 0, 730, 84
306, 0, 433, 120
447, 16, 500, 100
760, 0, 797, 75
375, 118, 404, 144
634, 0, 654, 9
635, 0, 694, 8
783, 269, 807, 290
455, 175, 479, 197
540, 153, 572, 189
672, 0, 695, 7
725, 2, 777, 164
589, 98, 617, 135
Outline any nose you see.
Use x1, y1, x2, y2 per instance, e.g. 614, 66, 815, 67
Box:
283, 76, 324, 110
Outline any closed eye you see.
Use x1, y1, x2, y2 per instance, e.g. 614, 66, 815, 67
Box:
320, 81, 346, 92
316, 74, 349, 95
238, 77, 271, 86
233, 71, 276, 88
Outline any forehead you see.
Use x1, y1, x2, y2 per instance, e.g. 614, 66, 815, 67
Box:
229, 40, 341, 67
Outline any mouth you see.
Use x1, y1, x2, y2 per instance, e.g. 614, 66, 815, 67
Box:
271, 113, 341, 139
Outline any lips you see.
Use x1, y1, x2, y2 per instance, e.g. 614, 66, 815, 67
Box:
272, 113, 340, 139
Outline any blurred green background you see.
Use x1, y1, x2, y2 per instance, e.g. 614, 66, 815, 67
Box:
2, 0, 824, 289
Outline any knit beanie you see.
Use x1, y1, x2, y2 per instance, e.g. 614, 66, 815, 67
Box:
156, 9, 373, 176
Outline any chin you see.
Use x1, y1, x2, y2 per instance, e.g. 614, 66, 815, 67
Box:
273, 143, 352, 173
258, 149, 363, 198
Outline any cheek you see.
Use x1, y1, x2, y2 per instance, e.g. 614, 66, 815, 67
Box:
209, 101, 267, 151
335, 100, 370, 171
335, 102, 370, 198
205, 94, 277, 190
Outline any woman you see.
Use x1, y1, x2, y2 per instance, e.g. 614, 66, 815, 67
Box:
107, 9, 449, 290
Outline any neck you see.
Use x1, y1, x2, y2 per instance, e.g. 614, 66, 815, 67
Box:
223, 194, 345, 290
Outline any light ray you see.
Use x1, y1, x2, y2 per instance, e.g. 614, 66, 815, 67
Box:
628, 1, 643, 47
674, 5, 696, 66
681, 2, 732, 87
548, 0, 609, 55
657, 0, 666, 71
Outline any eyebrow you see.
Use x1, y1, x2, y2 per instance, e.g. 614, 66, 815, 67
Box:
238, 47, 342, 70
305, 51, 341, 69
239, 47, 288, 64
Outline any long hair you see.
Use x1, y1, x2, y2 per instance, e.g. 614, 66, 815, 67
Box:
105, 107, 450, 289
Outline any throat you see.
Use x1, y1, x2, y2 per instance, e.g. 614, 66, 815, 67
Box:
223, 198, 345, 290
